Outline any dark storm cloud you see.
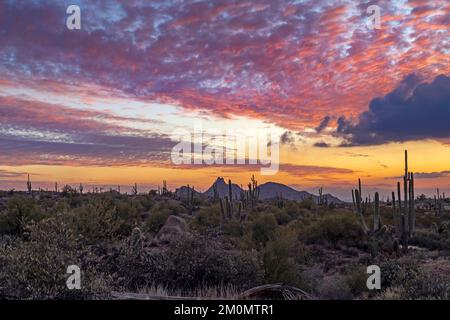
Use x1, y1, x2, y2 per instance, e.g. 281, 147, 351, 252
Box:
280, 131, 295, 145
336, 74, 450, 146
315, 115, 331, 133
314, 142, 331, 148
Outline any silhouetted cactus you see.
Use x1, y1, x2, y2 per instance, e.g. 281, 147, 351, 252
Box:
219, 179, 242, 221
26, 174, 32, 195
391, 150, 416, 252
247, 175, 260, 209
276, 192, 285, 208
162, 180, 168, 196
79, 183, 84, 194
185, 184, 195, 214
132, 183, 138, 196
352, 183, 386, 237
212, 182, 219, 202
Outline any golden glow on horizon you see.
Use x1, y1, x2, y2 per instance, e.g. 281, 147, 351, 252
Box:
1, 139, 449, 195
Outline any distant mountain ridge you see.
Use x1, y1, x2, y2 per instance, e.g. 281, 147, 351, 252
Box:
200, 177, 343, 204
203, 177, 242, 199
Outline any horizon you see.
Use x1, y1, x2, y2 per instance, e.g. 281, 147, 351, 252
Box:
1, 1, 449, 201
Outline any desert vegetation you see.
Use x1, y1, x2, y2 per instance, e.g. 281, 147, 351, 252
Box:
0, 151, 448, 300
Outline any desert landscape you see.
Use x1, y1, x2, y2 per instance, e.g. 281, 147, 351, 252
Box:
0, 0, 449, 303
0, 151, 448, 300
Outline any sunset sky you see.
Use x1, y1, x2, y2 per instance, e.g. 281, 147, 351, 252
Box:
0, 0, 449, 200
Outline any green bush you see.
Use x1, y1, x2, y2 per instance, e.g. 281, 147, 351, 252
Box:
345, 266, 369, 298
0, 195, 47, 235
379, 259, 449, 299
251, 213, 278, 246
67, 197, 139, 243
166, 235, 263, 290
107, 234, 263, 291
0, 217, 111, 299
317, 274, 353, 300
304, 213, 365, 247
145, 211, 170, 234
191, 206, 220, 231
263, 229, 308, 287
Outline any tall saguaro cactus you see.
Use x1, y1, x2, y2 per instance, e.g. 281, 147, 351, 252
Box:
219, 179, 242, 222
392, 150, 416, 250
132, 183, 138, 196
352, 185, 384, 236
185, 184, 195, 214
26, 174, 32, 195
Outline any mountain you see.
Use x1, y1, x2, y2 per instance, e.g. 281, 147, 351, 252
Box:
202, 178, 343, 204
258, 182, 312, 201
203, 177, 242, 199
175, 185, 204, 199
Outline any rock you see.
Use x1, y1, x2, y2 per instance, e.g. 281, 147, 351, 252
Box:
152, 215, 188, 245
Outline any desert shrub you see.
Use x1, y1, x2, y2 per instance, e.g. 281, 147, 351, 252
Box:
166, 235, 263, 290
145, 211, 171, 234
157, 200, 187, 215
380, 259, 448, 299
317, 274, 353, 300
104, 228, 169, 290
410, 231, 449, 251
0, 217, 110, 299
191, 207, 220, 231
263, 229, 309, 287
345, 266, 369, 298
137, 195, 156, 211
67, 197, 139, 243
299, 198, 315, 210
224, 218, 247, 237
0, 195, 47, 235
251, 213, 278, 246
107, 233, 263, 291
304, 213, 365, 248
402, 271, 448, 299
143, 200, 187, 233
379, 259, 421, 288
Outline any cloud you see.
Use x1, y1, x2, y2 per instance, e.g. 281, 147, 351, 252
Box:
280, 131, 295, 144
386, 170, 450, 180
163, 162, 354, 178
0, 170, 28, 179
336, 74, 450, 146
315, 116, 331, 133
0, 0, 448, 132
0, 96, 175, 166
314, 142, 331, 148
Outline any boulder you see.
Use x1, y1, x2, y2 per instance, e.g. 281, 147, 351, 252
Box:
152, 215, 188, 245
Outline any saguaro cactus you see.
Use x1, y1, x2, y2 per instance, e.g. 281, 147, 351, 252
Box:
248, 175, 260, 209
162, 180, 169, 196
352, 183, 385, 236
26, 174, 32, 194
185, 184, 195, 214
219, 179, 242, 221
212, 182, 219, 202
391, 150, 416, 251
132, 183, 138, 195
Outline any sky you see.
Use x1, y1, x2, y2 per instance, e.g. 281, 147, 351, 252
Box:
0, 0, 449, 200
